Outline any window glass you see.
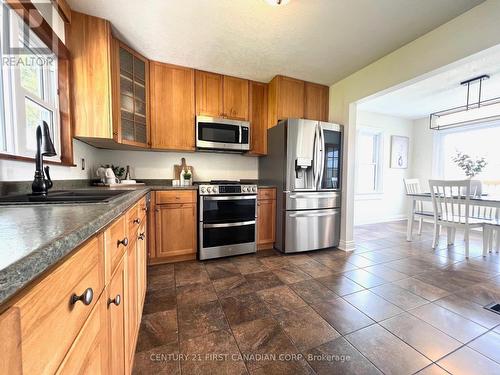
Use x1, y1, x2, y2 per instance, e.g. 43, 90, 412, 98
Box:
0, 4, 60, 159
356, 130, 382, 194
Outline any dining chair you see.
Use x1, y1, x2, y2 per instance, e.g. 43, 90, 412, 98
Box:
404, 178, 433, 238
429, 179, 486, 258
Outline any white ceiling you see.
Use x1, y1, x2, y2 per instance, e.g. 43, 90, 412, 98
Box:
358, 45, 500, 119
66, 0, 484, 85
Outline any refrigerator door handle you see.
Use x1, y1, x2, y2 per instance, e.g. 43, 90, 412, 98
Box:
313, 125, 321, 190
318, 125, 325, 190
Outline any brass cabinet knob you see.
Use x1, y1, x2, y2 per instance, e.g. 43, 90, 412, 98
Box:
108, 295, 121, 307
70, 287, 93, 306
117, 237, 129, 247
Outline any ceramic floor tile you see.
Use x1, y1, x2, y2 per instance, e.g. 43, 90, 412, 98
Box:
311, 298, 375, 335
346, 324, 431, 374
219, 293, 272, 326
380, 312, 462, 361
363, 264, 408, 282
289, 279, 338, 304
232, 317, 298, 371
434, 294, 500, 329
393, 277, 450, 301
296, 259, 336, 278
177, 300, 229, 341
305, 336, 383, 375
256, 285, 307, 315
409, 303, 487, 343
136, 310, 178, 352
454, 282, 500, 306
275, 305, 340, 351
212, 275, 254, 298
343, 290, 404, 322
204, 260, 241, 280
176, 282, 218, 307
370, 283, 428, 310
467, 331, 500, 364
438, 346, 500, 375
232, 256, 269, 274
180, 330, 247, 375
315, 274, 365, 296
249, 356, 315, 375
343, 269, 387, 288
143, 287, 177, 315
415, 364, 451, 375
272, 265, 312, 284
243, 270, 283, 291
132, 342, 180, 375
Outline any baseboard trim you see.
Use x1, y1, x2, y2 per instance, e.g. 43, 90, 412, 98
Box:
354, 214, 407, 226
338, 239, 356, 252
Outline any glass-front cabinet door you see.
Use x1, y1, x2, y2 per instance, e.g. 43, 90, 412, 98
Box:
320, 124, 342, 190
116, 41, 149, 147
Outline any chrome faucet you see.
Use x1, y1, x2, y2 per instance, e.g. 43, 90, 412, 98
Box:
32, 121, 56, 196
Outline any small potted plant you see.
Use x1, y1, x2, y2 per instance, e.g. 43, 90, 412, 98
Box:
452, 151, 487, 196
183, 170, 192, 186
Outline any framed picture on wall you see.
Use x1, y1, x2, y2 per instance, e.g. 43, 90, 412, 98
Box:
390, 135, 409, 169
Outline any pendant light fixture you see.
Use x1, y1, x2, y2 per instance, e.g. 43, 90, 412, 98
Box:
429, 74, 500, 130
265, 0, 290, 6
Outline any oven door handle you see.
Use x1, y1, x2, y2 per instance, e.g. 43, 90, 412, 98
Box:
203, 195, 257, 201
203, 220, 256, 228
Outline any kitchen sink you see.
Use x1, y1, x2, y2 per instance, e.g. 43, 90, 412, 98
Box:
0, 190, 130, 205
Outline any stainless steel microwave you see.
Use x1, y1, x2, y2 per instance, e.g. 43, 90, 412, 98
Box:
196, 116, 250, 152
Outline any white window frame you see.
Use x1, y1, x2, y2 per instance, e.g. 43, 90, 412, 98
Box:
0, 4, 60, 161
433, 120, 500, 180
355, 128, 384, 197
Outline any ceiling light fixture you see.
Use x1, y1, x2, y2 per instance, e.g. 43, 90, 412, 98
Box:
265, 0, 290, 6
430, 74, 500, 130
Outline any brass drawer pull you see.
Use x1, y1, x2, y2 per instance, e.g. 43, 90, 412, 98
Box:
70, 287, 93, 306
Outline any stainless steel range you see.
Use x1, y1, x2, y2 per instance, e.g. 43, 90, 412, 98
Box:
198, 180, 258, 260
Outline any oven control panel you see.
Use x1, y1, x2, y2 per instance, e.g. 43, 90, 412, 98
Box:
198, 184, 257, 195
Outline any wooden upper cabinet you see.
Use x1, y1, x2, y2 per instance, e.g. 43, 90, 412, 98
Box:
268, 75, 305, 128
195, 70, 223, 117
304, 82, 329, 122
68, 11, 113, 139
150, 62, 195, 151
68, 12, 150, 148
113, 41, 150, 147
249, 81, 268, 155
223, 76, 249, 120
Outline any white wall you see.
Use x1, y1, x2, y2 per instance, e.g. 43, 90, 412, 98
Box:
329, 0, 500, 251
354, 111, 413, 225
0, 139, 97, 181
0, 139, 259, 182
411, 117, 435, 185
97, 149, 258, 181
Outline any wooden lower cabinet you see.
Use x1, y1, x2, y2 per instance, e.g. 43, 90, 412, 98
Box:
56, 295, 109, 375
0, 196, 149, 375
150, 190, 197, 264
108, 254, 127, 375
257, 188, 276, 250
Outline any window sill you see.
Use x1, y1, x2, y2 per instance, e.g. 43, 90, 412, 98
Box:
0, 153, 76, 167
355, 192, 384, 201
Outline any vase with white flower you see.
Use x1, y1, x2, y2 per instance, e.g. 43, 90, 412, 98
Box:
452, 151, 487, 196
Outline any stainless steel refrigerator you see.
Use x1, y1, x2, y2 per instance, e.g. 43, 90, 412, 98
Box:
259, 118, 342, 253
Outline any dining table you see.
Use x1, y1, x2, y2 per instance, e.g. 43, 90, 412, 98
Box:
406, 192, 500, 241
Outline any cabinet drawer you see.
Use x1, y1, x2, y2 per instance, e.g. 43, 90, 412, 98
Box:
14, 235, 105, 375
138, 196, 147, 220
156, 190, 196, 204
126, 202, 142, 238
258, 188, 276, 201
56, 295, 108, 375
105, 215, 129, 281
